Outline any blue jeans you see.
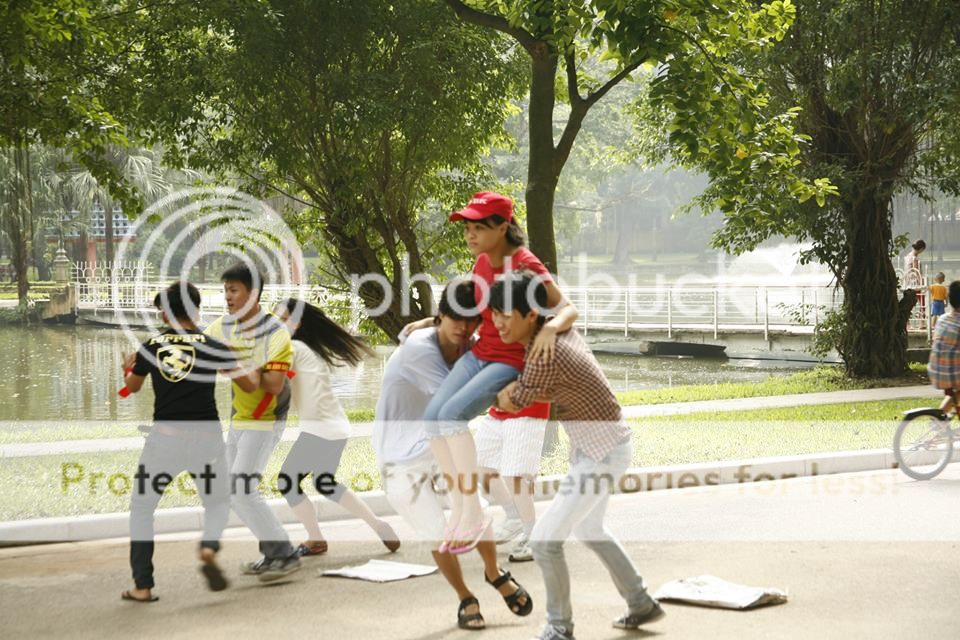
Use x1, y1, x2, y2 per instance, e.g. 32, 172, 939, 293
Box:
422, 351, 520, 437
530, 441, 652, 631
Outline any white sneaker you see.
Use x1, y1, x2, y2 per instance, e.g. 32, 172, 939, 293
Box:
495, 517, 524, 545
508, 537, 534, 562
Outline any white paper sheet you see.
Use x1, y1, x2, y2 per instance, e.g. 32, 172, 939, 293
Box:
320, 559, 438, 583
654, 575, 788, 610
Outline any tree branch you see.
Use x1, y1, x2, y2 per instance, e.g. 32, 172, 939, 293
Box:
444, 0, 539, 52
584, 60, 643, 108
564, 52, 583, 108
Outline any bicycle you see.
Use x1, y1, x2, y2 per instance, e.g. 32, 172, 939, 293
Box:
894, 395, 958, 480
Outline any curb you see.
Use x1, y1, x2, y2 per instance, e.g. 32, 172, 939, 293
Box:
0, 448, 929, 544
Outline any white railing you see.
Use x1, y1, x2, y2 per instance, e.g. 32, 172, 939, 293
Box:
72, 271, 847, 337
74, 260, 941, 338
569, 285, 842, 338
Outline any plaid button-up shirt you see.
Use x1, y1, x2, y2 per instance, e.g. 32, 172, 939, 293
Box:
930, 310, 960, 390
509, 327, 631, 462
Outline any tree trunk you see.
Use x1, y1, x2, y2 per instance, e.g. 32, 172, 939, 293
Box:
525, 46, 559, 274
6, 144, 31, 307
840, 190, 906, 376
104, 203, 114, 264
611, 202, 635, 265
322, 206, 430, 342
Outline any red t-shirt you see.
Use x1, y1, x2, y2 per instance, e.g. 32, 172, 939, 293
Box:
472, 247, 552, 420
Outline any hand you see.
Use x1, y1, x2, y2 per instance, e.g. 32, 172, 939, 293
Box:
527, 324, 558, 364
402, 317, 434, 337
497, 382, 520, 413
121, 352, 137, 372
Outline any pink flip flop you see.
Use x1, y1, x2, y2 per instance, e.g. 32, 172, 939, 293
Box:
447, 516, 493, 555
438, 524, 457, 554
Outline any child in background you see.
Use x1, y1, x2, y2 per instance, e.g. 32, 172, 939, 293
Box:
930, 272, 947, 327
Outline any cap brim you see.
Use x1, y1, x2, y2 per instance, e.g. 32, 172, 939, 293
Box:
448, 207, 511, 222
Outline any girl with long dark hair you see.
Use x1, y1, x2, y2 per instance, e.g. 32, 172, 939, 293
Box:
275, 298, 399, 556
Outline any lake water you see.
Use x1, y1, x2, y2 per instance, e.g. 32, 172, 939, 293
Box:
0, 325, 813, 422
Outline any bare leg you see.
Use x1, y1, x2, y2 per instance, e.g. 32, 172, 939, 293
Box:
481, 467, 513, 510
476, 540, 530, 609
506, 475, 537, 534
443, 431, 486, 548
432, 550, 484, 629
430, 437, 464, 536
289, 497, 325, 543
334, 489, 399, 551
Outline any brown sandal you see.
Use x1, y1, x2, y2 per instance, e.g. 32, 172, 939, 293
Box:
295, 540, 328, 557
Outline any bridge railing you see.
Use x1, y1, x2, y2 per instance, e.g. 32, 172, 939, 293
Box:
72, 267, 849, 337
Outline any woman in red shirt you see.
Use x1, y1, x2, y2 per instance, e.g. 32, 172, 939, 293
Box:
406, 192, 578, 555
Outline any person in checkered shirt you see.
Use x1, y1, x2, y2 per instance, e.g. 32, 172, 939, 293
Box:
928, 280, 960, 415
492, 274, 663, 640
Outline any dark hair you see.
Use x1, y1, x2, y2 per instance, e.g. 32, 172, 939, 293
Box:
488, 272, 548, 323
221, 263, 264, 299
949, 281, 960, 309
912, 239, 926, 252
476, 215, 525, 247
279, 298, 373, 366
154, 281, 201, 321
435, 280, 480, 324
936, 272, 946, 282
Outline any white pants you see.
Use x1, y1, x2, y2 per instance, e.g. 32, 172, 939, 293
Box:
381, 457, 448, 541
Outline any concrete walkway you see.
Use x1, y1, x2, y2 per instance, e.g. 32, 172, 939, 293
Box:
620, 384, 939, 418
0, 385, 941, 458
1, 464, 958, 639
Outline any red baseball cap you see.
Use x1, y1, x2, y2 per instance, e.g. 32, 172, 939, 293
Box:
449, 191, 513, 222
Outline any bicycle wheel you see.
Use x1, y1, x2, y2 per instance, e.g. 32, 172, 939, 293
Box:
893, 413, 954, 480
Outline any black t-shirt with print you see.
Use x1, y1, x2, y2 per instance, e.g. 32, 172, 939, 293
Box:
132, 328, 237, 425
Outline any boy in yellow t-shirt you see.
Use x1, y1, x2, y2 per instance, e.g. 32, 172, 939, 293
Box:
205, 264, 300, 582
930, 272, 948, 328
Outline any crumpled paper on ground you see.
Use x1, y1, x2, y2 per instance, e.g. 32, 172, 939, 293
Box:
654, 575, 788, 610
320, 559, 437, 583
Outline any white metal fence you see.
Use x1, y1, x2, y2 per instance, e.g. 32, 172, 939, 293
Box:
73, 261, 943, 338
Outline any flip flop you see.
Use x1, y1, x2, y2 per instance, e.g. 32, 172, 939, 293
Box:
438, 524, 457, 554
447, 516, 493, 555
121, 590, 159, 603
200, 561, 229, 591
374, 521, 400, 553
295, 541, 329, 557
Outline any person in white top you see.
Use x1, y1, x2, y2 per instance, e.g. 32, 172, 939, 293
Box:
903, 239, 926, 289
274, 298, 399, 556
374, 281, 532, 631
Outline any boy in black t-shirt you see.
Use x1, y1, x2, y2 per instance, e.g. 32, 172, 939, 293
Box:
120, 281, 242, 603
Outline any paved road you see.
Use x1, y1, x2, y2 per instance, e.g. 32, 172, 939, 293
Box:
2, 465, 958, 640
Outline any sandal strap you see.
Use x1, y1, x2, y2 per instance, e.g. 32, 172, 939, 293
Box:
458, 595, 480, 612
504, 584, 528, 604
487, 570, 513, 589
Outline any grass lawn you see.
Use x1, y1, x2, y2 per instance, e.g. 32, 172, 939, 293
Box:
0, 409, 376, 445
614, 364, 929, 406
0, 397, 932, 520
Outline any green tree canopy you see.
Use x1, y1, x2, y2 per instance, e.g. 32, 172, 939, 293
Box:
702, 0, 960, 376
119, 0, 527, 338
444, 0, 834, 273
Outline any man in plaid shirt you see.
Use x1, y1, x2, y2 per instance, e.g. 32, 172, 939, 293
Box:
492, 274, 663, 640
928, 281, 960, 413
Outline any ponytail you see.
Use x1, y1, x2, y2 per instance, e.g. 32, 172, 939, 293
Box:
279, 298, 373, 366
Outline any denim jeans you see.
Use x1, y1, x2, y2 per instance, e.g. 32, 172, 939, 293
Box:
226, 423, 294, 560
422, 351, 520, 437
529, 440, 651, 631
129, 432, 230, 589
